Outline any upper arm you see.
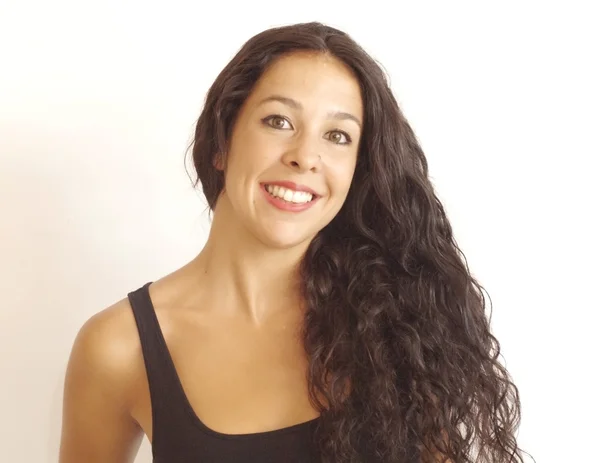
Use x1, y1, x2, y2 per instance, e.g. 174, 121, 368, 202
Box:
59, 301, 144, 463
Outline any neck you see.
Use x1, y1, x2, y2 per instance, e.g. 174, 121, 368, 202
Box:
189, 195, 310, 325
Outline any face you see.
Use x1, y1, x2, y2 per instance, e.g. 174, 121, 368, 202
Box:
218, 51, 363, 249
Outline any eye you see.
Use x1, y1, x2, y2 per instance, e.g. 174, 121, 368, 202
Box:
262, 115, 293, 130
327, 130, 352, 145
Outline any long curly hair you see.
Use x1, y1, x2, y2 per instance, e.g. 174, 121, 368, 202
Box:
188, 21, 528, 463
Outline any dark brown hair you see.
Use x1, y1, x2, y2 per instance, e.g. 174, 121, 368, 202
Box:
188, 21, 528, 463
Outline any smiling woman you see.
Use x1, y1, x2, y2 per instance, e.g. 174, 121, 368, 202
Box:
213, 51, 362, 250
59, 22, 528, 463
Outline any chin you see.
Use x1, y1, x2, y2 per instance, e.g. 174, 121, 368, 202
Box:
260, 234, 313, 251
255, 226, 317, 251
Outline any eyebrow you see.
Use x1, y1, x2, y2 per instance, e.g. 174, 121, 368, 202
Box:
258, 95, 362, 128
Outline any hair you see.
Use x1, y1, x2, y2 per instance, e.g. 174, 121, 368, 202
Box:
188, 22, 529, 463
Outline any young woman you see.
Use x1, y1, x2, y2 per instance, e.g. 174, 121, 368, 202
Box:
59, 22, 527, 463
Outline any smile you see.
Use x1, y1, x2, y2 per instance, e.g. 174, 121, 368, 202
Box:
265, 184, 313, 203
260, 183, 320, 212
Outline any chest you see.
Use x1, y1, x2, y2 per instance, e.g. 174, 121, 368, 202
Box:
130, 314, 319, 441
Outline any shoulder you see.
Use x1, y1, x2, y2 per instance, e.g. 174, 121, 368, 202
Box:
67, 294, 143, 407
59, 293, 148, 462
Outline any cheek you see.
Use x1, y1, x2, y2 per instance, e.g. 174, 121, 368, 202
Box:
235, 129, 282, 168
329, 161, 357, 196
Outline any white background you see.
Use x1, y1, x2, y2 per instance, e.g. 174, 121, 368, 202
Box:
1, 1, 598, 462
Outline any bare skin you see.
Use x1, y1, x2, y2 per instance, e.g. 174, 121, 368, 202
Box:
59, 259, 318, 462
59, 51, 363, 463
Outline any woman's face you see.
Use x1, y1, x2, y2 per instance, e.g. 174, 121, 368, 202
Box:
219, 51, 363, 250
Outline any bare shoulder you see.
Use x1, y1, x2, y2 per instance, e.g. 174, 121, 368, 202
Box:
70, 296, 142, 383
59, 295, 145, 463
69, 298, 143, 400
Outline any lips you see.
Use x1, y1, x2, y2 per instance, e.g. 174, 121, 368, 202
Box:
260, 181, 320, 212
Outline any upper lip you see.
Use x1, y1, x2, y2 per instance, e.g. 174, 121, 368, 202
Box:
261, 181, 321, 197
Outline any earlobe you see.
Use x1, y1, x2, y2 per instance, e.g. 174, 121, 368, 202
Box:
213, 153, 225, 171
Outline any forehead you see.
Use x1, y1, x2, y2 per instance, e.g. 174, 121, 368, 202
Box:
246, 52, 363, 117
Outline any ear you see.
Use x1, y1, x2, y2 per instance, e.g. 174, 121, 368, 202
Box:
213, 152, 225, 171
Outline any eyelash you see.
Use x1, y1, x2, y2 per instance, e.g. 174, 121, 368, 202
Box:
262, 115, 353, 145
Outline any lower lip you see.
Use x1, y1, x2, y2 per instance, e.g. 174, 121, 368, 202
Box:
260, 185, 318, 212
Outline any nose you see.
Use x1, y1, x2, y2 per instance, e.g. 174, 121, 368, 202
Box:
281, 136, 322, 173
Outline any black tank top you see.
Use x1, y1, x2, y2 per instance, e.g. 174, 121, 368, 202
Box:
127, 282, 321, 463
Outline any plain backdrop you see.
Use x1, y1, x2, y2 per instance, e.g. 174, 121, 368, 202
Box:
1, 1, 598, 462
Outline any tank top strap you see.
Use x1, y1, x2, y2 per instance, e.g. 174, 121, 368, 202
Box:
127, 282, 190, 449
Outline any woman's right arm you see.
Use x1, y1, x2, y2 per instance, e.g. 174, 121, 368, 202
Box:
59, 302, 144, 463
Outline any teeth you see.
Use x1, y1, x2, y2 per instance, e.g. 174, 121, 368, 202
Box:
266, 184, 313, 204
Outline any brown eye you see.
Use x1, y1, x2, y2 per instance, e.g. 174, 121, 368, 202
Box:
327, 131, 351, 145
272, 117, 285, 128
263, 115, 292, 130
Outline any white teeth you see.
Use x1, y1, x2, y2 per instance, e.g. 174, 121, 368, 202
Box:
265, 184, 313, 204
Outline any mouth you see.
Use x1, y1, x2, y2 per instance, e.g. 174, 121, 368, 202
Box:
260, 182, 321, 212
262, 183, 319, 205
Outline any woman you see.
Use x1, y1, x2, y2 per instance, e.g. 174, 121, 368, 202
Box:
59, 22, 527, 463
